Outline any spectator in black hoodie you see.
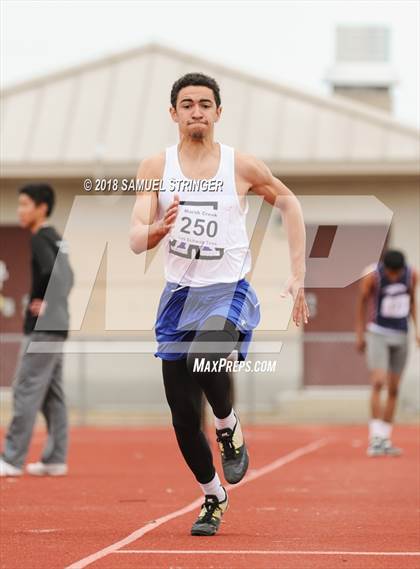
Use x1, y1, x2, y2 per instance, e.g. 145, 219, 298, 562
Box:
0, 183, 73, 477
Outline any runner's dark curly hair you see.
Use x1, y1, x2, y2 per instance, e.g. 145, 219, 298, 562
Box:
170, 73, 221, 108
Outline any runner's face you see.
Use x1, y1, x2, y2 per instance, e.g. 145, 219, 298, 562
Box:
384, 267, 404, 281
171, 86, 221, 139
17, 194, 45, 229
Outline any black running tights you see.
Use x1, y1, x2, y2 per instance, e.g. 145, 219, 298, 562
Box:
162, 316, 240, 484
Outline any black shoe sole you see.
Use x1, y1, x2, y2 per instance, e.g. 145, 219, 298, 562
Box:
191, 528, 217, 536
191, 523, 219, 536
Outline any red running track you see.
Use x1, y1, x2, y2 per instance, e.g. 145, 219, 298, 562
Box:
0, 425, 419, 569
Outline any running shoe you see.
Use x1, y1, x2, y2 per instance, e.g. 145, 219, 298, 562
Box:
0, 458, 23, 477
216, 415, 249, 483
26, 462, 68, 476
367, 436, 385, 457
191, 489, 229, 536
382, 439, 402, 457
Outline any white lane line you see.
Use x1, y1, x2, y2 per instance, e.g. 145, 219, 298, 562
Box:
114, 550, 420, 557
26, 529, 61, 534
65, 438, 328, 569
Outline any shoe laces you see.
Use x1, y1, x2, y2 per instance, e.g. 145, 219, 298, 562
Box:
217, 428, 236, 460
200, 496, 220, 523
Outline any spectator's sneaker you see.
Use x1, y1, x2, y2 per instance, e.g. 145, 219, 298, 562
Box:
0, 458, 23, 477
382, 439, 402, 457
191, 489, 228, 536
216, 416, 249, 484
26, 462, 68, 476
367, 436, 385, 457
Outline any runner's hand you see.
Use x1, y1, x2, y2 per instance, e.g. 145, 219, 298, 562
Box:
356, 335, 366, 353
29, 299, 47, 316
155, 194, 180, 237
281, 276, 309, 327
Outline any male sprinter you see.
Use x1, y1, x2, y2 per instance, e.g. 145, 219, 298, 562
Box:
356, 250, 419, 457
0, 184, 73, 477
130, 73, 308, 536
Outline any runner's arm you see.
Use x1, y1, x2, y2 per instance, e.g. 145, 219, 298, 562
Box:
241, 155, 308, 325
355, 271, 375, 352
409, 269, 419, 346
129, 156, 178, 254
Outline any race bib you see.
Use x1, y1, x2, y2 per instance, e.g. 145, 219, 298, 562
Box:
169, 199, 230, 260
380, 293, 410, 318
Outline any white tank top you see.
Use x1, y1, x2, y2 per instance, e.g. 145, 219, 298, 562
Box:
157, 142, 251, 287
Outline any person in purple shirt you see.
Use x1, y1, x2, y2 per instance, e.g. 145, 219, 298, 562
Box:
356, 249, 419, 457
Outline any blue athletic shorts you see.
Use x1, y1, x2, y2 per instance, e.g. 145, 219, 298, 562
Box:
154, 279, 261, 361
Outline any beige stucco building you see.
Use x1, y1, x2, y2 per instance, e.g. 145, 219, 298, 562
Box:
1, 44, 419, 423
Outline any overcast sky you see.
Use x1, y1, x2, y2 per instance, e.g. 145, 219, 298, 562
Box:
1, 0, 419, 129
